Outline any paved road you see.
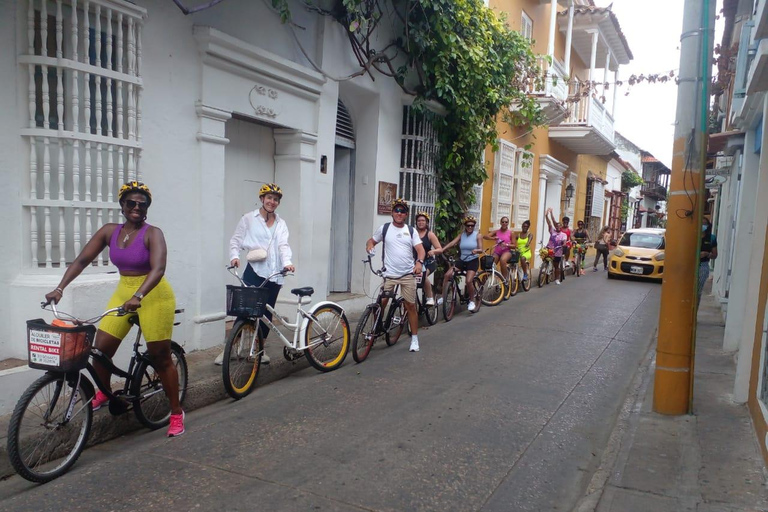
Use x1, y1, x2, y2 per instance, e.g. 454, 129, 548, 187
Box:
0, 271, 660, 512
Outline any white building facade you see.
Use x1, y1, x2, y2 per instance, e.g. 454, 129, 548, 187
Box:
0, 0, 435, 362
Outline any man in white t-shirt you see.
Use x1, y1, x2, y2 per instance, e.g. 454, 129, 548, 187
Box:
366, 198, 426, 352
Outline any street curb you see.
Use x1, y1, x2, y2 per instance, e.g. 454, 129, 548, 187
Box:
0, 342, 328, 480
572, 327, 658, 512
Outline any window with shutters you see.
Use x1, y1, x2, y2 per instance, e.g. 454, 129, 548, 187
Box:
514, 150, 534, 228
491, 140, 516, 228
521, 11, 533, 41
399, 106, 440, 223
21, 0, 146, 272
467, 184, 483, 225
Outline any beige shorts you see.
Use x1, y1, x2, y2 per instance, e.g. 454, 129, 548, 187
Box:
383, 274, 417, 304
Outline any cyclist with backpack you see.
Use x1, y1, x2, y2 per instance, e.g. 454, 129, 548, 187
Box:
366, 199, 426, 352
415, 212, 444, 306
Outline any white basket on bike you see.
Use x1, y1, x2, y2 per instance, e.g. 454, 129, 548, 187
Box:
226, 285, 270, 318
26, 319, 96, 372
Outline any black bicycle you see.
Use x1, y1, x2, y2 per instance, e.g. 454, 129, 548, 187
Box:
441, 255, 484, 321
414, 272, 439, 326
351, 255, 409, 363
7, 302, 188, 483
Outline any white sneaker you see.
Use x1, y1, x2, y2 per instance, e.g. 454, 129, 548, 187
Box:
409, 339, 420, 352
214, 349, 225, 366
468, 301, 476, 312
437, 296, 444, 305
261, 353, 271, 365
425, 297, 435, 306
554, 280, 561, 285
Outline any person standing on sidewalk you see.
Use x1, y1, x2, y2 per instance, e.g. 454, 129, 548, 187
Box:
366, 199, 426, 352
698, 216, 718, 306
226, 183, 295, 365
544, 208, 568, 284
415, 212, 443, 306
593, 226, 611, 271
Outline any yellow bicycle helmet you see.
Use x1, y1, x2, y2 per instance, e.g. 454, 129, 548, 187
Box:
259, 183, 283, 199
463, 215, 477, 225
415, 211, 430, 222
118, 181, 152, 205
391, 198, 409, 210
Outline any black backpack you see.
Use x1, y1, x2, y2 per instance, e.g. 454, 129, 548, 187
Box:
381, 222, 417, 265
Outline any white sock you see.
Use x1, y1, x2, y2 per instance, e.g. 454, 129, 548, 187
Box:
411, 335, 419, 343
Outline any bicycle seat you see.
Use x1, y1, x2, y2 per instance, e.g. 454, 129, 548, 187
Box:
291, 287, 314, 297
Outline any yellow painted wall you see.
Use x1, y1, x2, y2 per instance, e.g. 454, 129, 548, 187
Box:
572, 154, 609, 224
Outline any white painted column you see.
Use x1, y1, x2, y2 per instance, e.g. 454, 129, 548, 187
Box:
547, 0, 557, 59
274, 129, 321, 297
192, 103, 231, 348
723, 132, 759, 353
733, 106, 768, 402
564, 0, 575, 75
546, 177, 564, 222
588, 30, 599, 82
537, 174, 548, 267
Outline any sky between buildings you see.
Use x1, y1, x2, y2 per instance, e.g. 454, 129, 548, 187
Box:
599, 0, 687, 169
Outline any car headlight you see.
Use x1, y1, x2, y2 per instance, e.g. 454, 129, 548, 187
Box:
613, 248, 624, 257
654, 252, 665, 261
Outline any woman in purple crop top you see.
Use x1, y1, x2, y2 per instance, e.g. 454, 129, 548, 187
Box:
44, 181, 185, 437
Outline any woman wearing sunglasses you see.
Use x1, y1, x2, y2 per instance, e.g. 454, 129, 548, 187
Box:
440, 215, 483, 313
44, 181, 185, 437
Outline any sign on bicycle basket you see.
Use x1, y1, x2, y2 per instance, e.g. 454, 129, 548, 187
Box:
29, 329, 62, 367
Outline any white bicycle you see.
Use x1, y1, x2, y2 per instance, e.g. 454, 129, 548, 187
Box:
222, 267, 351, 399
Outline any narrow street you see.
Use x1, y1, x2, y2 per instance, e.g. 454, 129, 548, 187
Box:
0, 272, 660, 512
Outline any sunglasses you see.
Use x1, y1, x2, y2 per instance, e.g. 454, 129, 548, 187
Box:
465, 223, 476, 228
393, 208, 408, 214
125, 199, 149, 210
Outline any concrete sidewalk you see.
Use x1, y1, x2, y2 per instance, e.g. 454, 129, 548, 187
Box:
576, 284, 768, 512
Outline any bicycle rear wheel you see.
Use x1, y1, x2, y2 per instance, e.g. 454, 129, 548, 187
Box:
222, 319, 262, 400
472, 276, 484, 313
424, 293, 439, 325
7, 373, 93, 483
352, 306, 376, 363
508, 265, 520, 297
385, 300, 406, 346
478, 270, 505, 306
304, 304, 350, 372
132, 342, 188, 429
442, 280, 456, 322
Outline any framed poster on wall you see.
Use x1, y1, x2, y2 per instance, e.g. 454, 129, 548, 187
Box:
377, 182, 398, 214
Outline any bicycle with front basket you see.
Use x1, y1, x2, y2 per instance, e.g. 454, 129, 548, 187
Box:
7, 303, 188, 483
475, 245, 507, 307
222, 266, 350, 399
351, 255, 410, 363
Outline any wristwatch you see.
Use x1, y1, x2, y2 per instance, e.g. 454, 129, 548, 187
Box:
133, 292, 144, 301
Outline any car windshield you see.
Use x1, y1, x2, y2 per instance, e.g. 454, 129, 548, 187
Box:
619, 232, 665, 249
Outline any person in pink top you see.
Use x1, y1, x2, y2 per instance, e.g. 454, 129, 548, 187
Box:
545, 208, 568, 284
483, 216, 514, 279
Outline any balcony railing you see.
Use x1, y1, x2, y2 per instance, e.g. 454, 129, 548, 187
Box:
562, 95, 615, 143
528, 57, 568, 102
641, 182, 667, 200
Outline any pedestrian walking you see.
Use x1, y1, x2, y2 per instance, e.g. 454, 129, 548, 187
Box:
698, 217, 718, 306
593, 226, 611, 271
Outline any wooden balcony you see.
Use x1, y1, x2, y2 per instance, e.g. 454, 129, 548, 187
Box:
526, 57, 569, 126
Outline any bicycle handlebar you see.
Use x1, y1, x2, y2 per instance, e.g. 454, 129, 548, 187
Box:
41, 302, 126, 325
226, 265, 293, 287
363, 254, 386, 277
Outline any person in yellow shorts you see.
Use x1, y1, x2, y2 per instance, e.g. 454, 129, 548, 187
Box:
45, 181, 185, 437
515, 220, 534, 282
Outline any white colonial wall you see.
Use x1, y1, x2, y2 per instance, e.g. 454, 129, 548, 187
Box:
2, 0, 413, 360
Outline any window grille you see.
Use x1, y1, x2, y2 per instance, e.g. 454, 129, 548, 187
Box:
514, 150, 533, 228
399, 106, 440, 223
466, 184, 483, 224
491, 140, 516, 228
21, 0, 146, 271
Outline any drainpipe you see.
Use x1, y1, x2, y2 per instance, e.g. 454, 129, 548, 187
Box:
652, 0, 716, 415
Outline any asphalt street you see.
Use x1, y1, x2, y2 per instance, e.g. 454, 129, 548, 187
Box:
0, 270, 661, 512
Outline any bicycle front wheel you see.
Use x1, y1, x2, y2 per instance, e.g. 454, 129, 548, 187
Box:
443, 280, 456, 322
304, 304, 350, 372
521, 265, 531, 291
222, 319, 262, 399
385, 300, 406, 346
7, 373, 93, 483
478, 270, 505, 306
352, 306, 377, 363
538, 262, 549, 288
132, 342, 188, 429
425, 294, 439, 325
509, 265, 520, 297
